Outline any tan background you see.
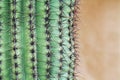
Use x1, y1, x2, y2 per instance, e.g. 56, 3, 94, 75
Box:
75, 0, 120, 80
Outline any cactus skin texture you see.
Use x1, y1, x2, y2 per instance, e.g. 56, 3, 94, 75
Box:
0, 0, 75, 80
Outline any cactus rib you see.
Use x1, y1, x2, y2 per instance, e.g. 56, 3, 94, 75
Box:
20, 0, 36, 80
0, 0, 13, 80
58, 0, 75, 80
48, 0, 62, 80
35, 0, 49, 80
0, 0, 76, 80
11, 0, 23, 79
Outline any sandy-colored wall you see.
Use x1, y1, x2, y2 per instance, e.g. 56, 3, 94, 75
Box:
75, 0, 120, 80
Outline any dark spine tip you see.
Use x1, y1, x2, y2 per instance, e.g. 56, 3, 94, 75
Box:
31, 57, 35, 62
14, 63, 18, 68
13, 54, 18, 59
46, 52, 51, 57
30, 49, 35, 53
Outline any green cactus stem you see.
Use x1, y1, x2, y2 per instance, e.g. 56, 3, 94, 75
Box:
0, 0, 12, 80
35, 0, 49, 80
0, 0, 76, 80
20, 0, 37, 80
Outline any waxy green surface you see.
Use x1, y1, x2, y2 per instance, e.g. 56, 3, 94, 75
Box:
0, 0, 75, 80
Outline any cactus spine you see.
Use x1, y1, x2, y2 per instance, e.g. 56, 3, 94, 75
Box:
0, 0, 75, 80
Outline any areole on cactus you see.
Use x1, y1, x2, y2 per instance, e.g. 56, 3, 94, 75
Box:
0, 0, 77, 80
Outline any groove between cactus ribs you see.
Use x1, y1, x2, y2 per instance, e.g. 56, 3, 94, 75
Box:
0, 13, 1, 79
0, 1, 3, 79
0, 0, 13, 80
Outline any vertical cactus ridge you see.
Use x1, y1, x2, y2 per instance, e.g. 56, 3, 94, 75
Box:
67, 0, 76, 79
0, 0, 13, 80
11, 0, 22, 79
58, 0, 75, 80
59, 0, 71, 80
48, 0, 62, 80
28, 0, 37, 79
0, 0, 76, 80
35, 0, 50, 80
44, 0, 51, 80
20, 0, 36, 80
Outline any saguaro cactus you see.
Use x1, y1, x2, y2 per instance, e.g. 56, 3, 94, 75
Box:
0, 0, 76, 80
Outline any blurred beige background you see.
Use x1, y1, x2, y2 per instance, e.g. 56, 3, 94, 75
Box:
75, 0, 120, 80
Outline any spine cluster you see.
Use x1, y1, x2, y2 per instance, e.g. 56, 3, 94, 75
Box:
0, 0, 76, 80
